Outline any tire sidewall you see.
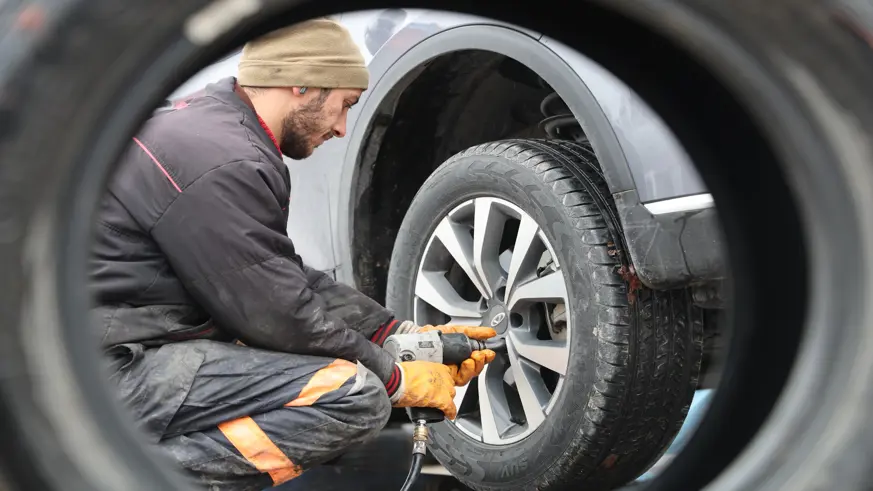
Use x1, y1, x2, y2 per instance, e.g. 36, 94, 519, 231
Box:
386, 150, 603, 487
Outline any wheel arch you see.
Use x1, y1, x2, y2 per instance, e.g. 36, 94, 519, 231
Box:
336, 24, 636, 300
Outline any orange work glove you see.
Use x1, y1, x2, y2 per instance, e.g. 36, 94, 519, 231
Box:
447, 349, 497, 386
391, 320, 498, 341
419, 324, 498, 341
390, 361, 458, 420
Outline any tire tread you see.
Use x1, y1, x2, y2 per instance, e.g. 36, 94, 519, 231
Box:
418, 138, 703, 491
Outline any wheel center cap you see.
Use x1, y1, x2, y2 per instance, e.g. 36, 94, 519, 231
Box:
486, 305, 509, 333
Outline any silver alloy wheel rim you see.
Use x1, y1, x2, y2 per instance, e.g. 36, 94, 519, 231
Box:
413, 197, 571, 445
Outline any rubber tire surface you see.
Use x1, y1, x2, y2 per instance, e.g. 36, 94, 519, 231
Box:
386, 139, 704, 491
2, 1, 873, 491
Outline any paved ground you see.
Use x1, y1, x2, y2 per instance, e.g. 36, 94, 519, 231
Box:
282, 469, 471, 491
280, 468, 647, 491
276, 390, 714, 491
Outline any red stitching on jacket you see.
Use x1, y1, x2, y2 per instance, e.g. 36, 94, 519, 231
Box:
384, 365, 401, 395
256, 115, 281, 153
372, 318, 397, 346
167, 325, 216, 341
133, 137, 182, 193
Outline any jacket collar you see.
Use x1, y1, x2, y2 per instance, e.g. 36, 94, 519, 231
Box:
205, 76, 283, 158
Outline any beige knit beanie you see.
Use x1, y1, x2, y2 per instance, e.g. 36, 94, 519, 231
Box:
238, 18, 369, 90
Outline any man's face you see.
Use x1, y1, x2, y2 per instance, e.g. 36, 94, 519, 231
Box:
280, 88, 362, 159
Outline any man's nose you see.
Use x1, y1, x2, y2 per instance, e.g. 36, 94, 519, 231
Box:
332, 115, 348, 138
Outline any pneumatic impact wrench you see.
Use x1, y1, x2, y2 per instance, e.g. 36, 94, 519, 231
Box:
383, 331, 507, 491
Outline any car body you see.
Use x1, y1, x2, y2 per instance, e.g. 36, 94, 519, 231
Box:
169, 8, 727, 490
171, 8, 725, 296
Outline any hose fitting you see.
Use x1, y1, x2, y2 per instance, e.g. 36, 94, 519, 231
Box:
400, 420, 429, 491
412, 420, 429, 456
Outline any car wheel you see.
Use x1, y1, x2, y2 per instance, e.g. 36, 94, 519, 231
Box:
385, 139, 704, 490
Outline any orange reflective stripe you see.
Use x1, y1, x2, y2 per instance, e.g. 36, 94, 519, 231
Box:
286, 359, 357, 407
217, 417, 302, 485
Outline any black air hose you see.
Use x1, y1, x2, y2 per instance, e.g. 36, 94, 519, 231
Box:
399, 453, 424, 491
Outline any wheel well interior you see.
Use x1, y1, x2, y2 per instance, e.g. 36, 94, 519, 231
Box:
351, 49, 582, 302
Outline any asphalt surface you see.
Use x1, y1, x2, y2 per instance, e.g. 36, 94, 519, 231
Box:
278, 468, 648, 491
279, 469, 472, 491
275, 390, 713, 490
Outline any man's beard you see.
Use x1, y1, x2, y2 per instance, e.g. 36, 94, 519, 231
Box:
279, 96, 328, 159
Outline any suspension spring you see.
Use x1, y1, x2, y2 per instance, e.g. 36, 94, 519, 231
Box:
538, 91, 588, 143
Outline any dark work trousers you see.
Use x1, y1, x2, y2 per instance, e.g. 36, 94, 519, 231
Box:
108, 341, 392, 490
104, 279, 395, 490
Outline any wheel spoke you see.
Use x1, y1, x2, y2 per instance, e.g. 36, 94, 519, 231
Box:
508, 329, 569, 376
477, 364, 503, 444
504, 214, 545, 303
434, 217, 490, 299
452, 382, 471, 419
506, 270, 568, 311
473, 198, 506, 299
415, 271, 483, 319
424, 198, 572, 444
508, 341, 548, 429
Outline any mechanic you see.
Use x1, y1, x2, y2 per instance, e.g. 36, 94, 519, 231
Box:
89, 18, 496, 490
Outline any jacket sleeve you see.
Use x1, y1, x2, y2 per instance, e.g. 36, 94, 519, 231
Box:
149, 160, 398, 383
301, 264, 400, 343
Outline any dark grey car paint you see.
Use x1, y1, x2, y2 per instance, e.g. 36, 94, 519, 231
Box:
541, 35, 709, 201
334, 22, 636, 286
170, 8, 724, 289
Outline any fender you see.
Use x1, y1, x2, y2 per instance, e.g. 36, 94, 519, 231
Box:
335, 23, 634, 284
541, 36, 726, 292
336, 22, 727, 292
541, 35, 711, 203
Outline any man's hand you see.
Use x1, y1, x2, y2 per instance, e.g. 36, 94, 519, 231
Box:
447, 349, 496, 386
391, 361, 458, 419
412, 323, 498, 340
388, 320, 498, 341
384, 321, 499, 388
419, 325, 498, 385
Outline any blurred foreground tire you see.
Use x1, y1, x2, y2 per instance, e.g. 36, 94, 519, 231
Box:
0, 1, 872, 491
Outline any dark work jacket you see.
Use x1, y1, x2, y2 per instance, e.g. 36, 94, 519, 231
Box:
89, 77, 397, 384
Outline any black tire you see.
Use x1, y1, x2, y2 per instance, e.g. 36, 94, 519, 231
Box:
385, 139, 704, 491
2, 2, 873, 491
